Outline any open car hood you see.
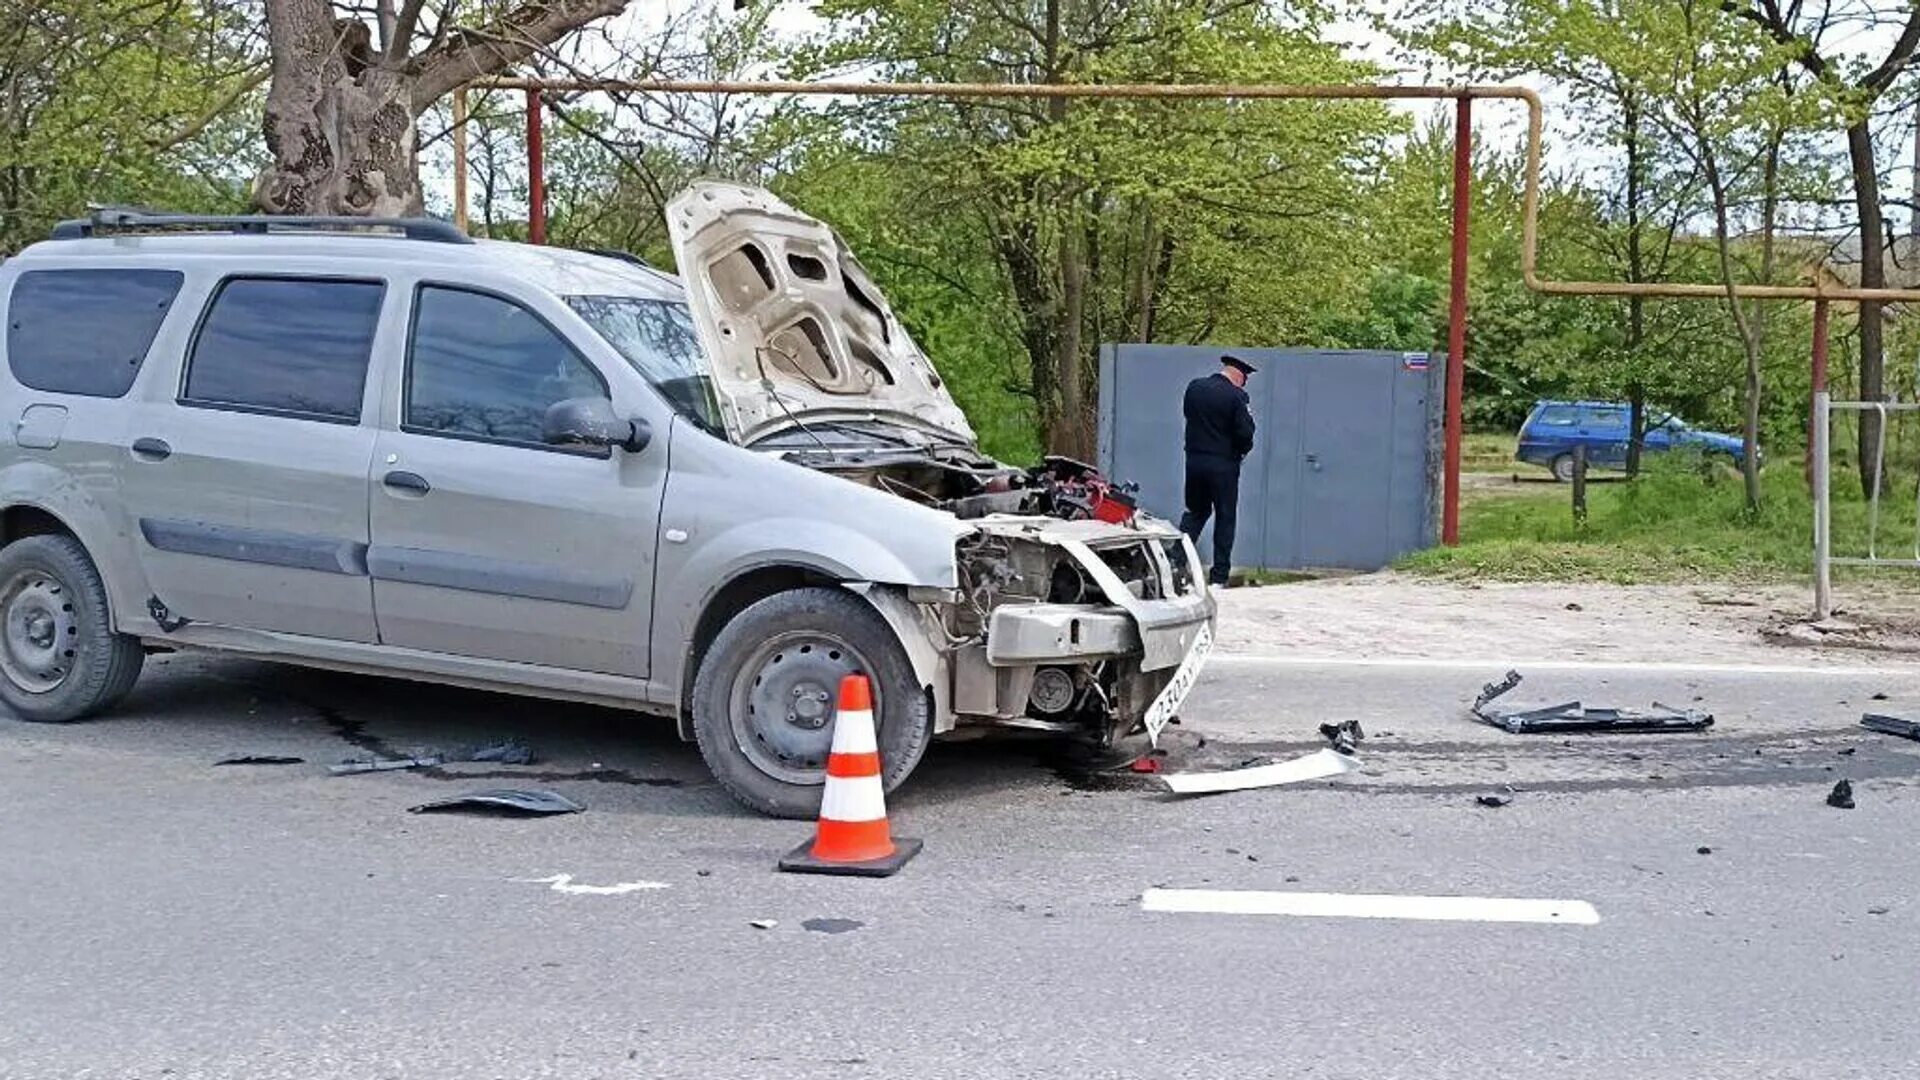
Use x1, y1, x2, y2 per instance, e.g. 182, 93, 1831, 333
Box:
665, 181, 977, 446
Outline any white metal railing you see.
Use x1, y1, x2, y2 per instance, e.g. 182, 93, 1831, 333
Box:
1812, 392, 1920, 619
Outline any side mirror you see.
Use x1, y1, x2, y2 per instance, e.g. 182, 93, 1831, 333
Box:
543, 396, 652, 453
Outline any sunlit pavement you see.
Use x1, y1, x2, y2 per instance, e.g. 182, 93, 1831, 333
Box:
4, 651, 1918, 1079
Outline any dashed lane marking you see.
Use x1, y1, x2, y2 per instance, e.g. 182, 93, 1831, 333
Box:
1141, 888, 1601, 925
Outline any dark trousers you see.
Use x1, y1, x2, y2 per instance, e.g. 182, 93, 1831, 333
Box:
1180, 455, 1240, 585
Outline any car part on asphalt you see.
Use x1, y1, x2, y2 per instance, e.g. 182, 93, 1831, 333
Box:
408, 789, 585, 816
1475, 794, 1511, 808
1826, 779, 1855, 809
801, 917, 865, 935
1160, 747, 1362, 795
214, 754, 304, 766
750, 919, 779, 930
1471, 671, 1714, 734
1320, 719, 1364, 755
1861, 713, 1920, 742
330, 755, 443, 775
451, 740, 535, 765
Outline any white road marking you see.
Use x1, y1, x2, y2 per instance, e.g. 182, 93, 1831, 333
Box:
1140, 888, 1601, 925
514, 873, 671, 896
1211, 653, 1919, 678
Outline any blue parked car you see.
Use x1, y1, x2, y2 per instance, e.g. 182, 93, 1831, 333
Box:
1516, 400, 1752, 481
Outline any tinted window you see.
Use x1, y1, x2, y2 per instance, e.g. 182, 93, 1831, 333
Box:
7, 269, 183, 397
1533, 405, 1578, 427
184, 278, 383, 420
406, 286, 607, 446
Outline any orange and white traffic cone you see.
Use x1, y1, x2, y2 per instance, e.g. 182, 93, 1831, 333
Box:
778, 673, 922, 877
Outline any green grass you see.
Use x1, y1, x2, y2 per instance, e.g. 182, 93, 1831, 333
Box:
1400, 457, 1919, 584
1461, 432, 1517, 474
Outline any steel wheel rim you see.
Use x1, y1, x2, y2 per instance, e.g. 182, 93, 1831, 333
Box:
727, 629, 878, 786
0, 570, 78, 694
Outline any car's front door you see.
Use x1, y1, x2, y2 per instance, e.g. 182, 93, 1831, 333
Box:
366, 283, 663, 677
120, 275, 386, 641
1578, 406, 1630, 468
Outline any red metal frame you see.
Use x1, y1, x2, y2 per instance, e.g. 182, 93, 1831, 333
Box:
526, 88, 546, 246
1444, 97, 1472, 547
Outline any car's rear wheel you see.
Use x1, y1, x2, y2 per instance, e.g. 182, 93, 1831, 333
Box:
690, 586, 932, 818
0, 535, 143, 723
1550, 453, 1576, 483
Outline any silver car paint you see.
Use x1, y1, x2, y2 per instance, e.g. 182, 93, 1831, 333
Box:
0, 219, 1211, 742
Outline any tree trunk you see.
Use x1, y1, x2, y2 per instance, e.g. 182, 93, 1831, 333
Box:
1049, 222, 1092, 458
1700, 140, 1765, 515
256, 0, 627, 218
1848, 119, 1888, 498
259, 9, 421, 215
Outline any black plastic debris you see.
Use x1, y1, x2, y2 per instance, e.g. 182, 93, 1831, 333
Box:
1319, 719, 1365, 756
407, 789, 584, 816
1861, 714, 1920, 742
1475, 794, 1511, 808
214, 754, 304, 766
1827, 779, 1856, 810
331, 755, 441, 775
801, 917, 865, 935
1472, 671, 1713, 734
1696, 846, 1713, 855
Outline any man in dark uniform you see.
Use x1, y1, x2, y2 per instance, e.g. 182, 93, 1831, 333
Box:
1180, 354, 1257, 586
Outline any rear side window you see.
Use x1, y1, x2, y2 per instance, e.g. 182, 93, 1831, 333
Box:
405, 285, 607, 447
182, 277, 384, 422
1579, 406, 1628, 429
6, 269, 183, 397
1532, 405, 1578, 427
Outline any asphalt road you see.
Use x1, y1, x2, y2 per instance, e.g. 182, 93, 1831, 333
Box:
5, 649, 1920, 1079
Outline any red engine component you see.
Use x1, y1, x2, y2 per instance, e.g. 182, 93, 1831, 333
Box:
1033, 455, 1139, 525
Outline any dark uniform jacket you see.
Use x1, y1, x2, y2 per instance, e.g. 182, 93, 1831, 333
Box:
1183, 372, 1256, 462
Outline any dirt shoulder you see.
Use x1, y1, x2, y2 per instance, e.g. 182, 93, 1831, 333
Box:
1213, 572, 1920, 666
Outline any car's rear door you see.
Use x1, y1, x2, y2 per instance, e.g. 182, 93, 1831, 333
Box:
363, 282, 663, 677
1577, 406, 1631, 467
118, 273, 387, 641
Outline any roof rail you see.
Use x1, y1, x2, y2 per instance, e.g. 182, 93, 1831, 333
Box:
50, 206, 473, 245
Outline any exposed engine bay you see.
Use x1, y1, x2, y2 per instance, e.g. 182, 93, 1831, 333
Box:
667, 180, 1214, 758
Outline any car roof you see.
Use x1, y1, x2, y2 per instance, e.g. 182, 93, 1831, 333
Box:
7, 233, 686, 302
1533, 399, 1627, 409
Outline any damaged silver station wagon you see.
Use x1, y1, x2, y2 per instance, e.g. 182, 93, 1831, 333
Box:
0, 182, 1214, 816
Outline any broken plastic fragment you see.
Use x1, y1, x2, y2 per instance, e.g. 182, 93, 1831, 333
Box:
464, 740, 535, 764
408, 789, 584, 816
1861, 714, 1920, 742
214, 754, 304, 766
801, 917, 864, 935
331, 756, 442, 775
750, 919, 778, 930
1319, 719, 1364, 755
1826, 779, 1855, 809
1475, 794, 1511, 808
1160, 748, 1360, 795
1471, 671, 1712, 734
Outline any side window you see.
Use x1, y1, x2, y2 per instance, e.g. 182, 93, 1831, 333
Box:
183, 278, 384, 421
6, 269, 183, 397
1534, 405, 1579, 427
1579, 406, 1627, 430
405, 285, 608, 448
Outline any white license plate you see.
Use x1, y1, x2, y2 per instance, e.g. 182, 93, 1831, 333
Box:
1144, 623, 1213, 746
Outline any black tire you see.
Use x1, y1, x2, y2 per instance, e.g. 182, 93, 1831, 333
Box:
690, 586, 932, 819
0, 534, 143, 723
1550, 453, 1575, 483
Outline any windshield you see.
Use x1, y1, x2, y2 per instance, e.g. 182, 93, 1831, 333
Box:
566, 296, 726, 438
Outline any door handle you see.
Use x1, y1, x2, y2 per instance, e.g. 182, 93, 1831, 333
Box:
382, 470, 431, 495
1304, 453, 1321, 471
131, 437, 171, 461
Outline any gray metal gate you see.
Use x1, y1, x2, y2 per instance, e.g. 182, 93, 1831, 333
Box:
1097, 345, 1444, 572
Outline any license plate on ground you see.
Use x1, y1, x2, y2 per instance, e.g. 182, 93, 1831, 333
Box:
1144, 623, 1213, 746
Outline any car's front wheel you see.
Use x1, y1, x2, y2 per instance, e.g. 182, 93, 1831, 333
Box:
690, 586, 932, 819
0, 535, 144, 723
